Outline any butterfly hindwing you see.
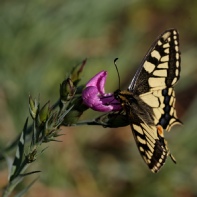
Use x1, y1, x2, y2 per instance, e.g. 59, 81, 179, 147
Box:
139, 87, 181, 131
130, 116, 168, 173
116, 90, 173, 172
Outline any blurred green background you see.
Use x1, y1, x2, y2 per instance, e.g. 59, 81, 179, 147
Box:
0, 0, 197, 196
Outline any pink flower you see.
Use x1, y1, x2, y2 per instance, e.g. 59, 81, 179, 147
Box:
82, 71, 122, 112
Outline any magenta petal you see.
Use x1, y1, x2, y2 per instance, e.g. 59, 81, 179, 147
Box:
100, 95, 122, 111
86, 71, 107, 94
82, 70, 122, 112
82, 86, 118, 112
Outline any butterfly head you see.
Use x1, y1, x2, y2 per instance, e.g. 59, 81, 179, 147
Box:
114, 89, 136, 107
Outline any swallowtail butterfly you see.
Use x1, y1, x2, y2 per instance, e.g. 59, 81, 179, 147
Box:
114, 29, 181, 173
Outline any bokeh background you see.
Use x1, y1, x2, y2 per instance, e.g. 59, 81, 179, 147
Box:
1, 0, 197, 196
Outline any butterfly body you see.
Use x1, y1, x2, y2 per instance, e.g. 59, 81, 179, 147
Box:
114, 90, 155, 126
114, 29, 181, 173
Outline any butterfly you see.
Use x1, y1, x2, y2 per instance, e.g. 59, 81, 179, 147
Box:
113, 29, 182, 173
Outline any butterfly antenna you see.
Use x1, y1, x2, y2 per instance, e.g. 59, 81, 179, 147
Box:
114, 58, 121, 90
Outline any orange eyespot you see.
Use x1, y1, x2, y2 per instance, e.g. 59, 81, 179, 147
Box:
157, 125, 164, 137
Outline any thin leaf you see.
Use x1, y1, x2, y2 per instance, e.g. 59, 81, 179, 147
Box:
9, 118, 28, 181
14, 177, 39, 197
20, 171, 41, 177
5, 156, 14, 180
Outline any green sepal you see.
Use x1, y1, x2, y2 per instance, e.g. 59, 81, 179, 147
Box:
60, 78, 76, 102
29, 96, 39, 120
37, 101, 50, 125
70, 59, 87, 86
62, 97, 88, 125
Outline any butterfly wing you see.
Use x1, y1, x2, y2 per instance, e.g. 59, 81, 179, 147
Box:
139, 87, 181, 131
129, 29, 180, 94
129, 29, 181, 130
116, 29, 181, 172
129, 112, 168, 173
117, 89, 174, 172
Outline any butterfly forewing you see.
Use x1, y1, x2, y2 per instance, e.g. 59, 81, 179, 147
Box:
128, 29, 180, 94
115, 29, 181, 172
